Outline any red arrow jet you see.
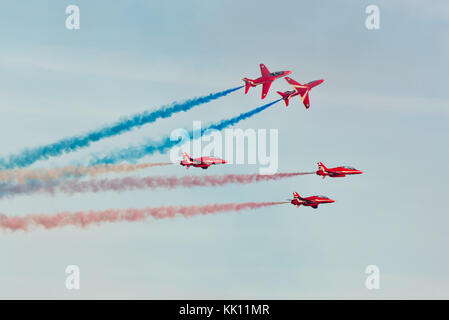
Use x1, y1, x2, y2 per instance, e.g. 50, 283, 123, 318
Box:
243, 64, 292, 99
289, 192, 335, 209
316, 162, 363, 179
277, 77, 324, 108
180, 152, 227, 170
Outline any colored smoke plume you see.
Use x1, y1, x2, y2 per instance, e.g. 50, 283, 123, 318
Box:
89, 99, 281, 165
0, 201, 284, 232
0, 86, 242, 170
0, 162, 172, 183
0, 171, 312, 198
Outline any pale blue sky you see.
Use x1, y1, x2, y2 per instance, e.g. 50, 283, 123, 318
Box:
0, 0, 448, 299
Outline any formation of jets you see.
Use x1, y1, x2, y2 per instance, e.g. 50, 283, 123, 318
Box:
287, 162, 363, 209
242, 63, 324, 108
179, 63, 363, 211
178, 155, 361, 210
241, 63, 363, 209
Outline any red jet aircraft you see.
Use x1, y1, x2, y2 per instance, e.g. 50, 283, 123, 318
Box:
180, 152, 227, 170
243, 64, 292, 99
277, 77, 324, 108
316, 162, 363, 179
289, 192, 335, 209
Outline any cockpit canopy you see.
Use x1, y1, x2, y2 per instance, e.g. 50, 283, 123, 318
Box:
315, 195, 329, 199
270, 71, 284, 77
342, 166, 356, 170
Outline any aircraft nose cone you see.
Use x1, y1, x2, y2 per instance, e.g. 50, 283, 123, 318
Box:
285, 71, 292, 75
329, 199, 335, 203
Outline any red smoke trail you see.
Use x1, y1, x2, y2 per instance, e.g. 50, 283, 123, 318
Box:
0, 202, 284, 232
59, 172, 312, 193
1, 172, 314, 198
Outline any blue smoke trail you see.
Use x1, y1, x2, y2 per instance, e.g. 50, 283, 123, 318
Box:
0, 86, 243, 170
89, 99, 281, 165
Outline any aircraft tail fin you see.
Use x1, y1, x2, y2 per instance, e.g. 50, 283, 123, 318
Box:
285, 77, 302, 87
293, 192, 301, 199
277, 91, 290, 106
242, 78, 254, 94
317, 162, 327, 170
182, 152, 192, 161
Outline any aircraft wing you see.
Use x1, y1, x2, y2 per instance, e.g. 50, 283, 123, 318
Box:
301, 91, 310, 108
286, 77, 308, 96
261, 81, 273, 99
260, 64, 270, 77
285, 77, 301, 86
